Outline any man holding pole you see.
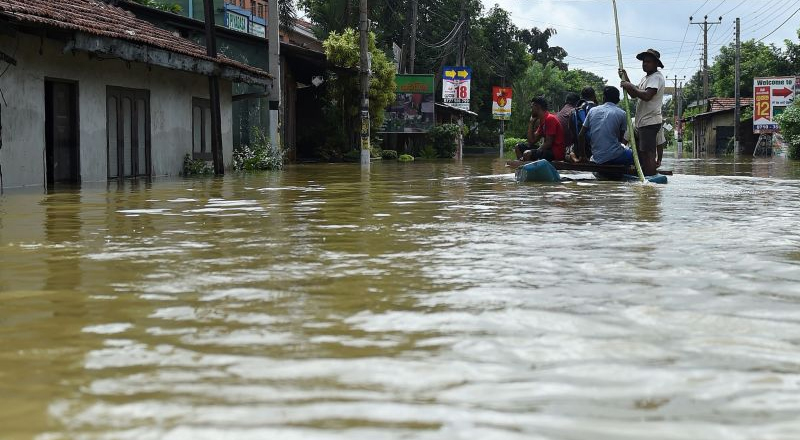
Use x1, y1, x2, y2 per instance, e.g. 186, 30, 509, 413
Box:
619, 48, 665, 176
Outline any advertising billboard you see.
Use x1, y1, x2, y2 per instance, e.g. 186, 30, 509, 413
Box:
379, 74, 436, 133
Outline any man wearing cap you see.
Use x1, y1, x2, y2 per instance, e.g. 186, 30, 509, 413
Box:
619, 48, 665, 176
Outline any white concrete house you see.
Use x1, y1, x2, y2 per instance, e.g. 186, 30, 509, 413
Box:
0, 0, 271, 189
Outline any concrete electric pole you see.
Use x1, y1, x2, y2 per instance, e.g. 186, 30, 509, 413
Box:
408, 0, 418, 74
268, 0, 281, 154
202, 0, 224, 175
670, 75, 685, 154
690, 15, 722, 101
359, 0, 371, 169
734, 17, 741, 154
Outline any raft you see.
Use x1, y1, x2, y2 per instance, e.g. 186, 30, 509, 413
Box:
509, 160, 670, 184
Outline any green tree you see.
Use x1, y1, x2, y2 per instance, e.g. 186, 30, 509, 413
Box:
784, 27, 800, 74
507, 61, 566, 138
322, 28, 396, 157
562, 69, 606, 97
518, 27, 568, 70
711, 39, 790, 98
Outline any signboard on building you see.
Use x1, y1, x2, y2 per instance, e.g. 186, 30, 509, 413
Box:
378, 75, 436, 133
225, 9, 249, 33
753, 76, 796, 133
442, 66, 471, 111
249, 21, 266, 38
492, 86, 512, 120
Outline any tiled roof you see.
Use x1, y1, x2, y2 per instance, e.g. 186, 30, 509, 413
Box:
0, 0, 269, 78
709, 97, 753, 112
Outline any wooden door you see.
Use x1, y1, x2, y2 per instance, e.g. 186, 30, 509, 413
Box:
107, 87, 150, 179
45, 80, 79, 185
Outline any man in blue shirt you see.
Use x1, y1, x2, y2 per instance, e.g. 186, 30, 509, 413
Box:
577, 86, 633, 166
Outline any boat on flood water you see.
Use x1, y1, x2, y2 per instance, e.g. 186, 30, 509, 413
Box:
507, 160, 671, 184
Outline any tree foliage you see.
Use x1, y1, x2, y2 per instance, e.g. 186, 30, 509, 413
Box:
322, 28, 395, 156
507, 62, 607, 138
518, 27, 568, 70
711, 40, 791, 99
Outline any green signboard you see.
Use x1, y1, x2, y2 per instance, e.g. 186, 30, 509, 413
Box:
379, 74, 435, 133
226, 10, 248, 33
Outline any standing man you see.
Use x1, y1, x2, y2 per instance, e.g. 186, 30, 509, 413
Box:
620, 48, 665, 176
514, 96, 565, 162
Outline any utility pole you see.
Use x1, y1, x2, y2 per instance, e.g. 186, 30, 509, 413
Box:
203, 0, 224, 175
690, 15, 722, 101
359, 0, 371, 169
408, 0, 418, 74
268, 0, 281, 155
670, 75, 685, 155
455, 0, 467, 160
734, 17, 741, 155
677, 80, 684, 158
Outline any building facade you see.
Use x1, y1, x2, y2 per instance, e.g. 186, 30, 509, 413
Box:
0, 0, 270, 189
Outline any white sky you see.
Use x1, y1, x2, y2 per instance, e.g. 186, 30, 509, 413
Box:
480, 0, 799, 91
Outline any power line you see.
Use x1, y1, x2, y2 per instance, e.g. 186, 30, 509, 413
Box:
720, 0, 747, 17
691, 0, 711, 17
758, 4, 800, 41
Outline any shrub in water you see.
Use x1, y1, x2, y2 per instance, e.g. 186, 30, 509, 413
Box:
426, 123, 460, 158
418, 144, 438, 159
381, 149, 398, 160
398, 154, 414, 162
776, 103, 800, 160
182, 154, 212, 176
233, 127, 285, 171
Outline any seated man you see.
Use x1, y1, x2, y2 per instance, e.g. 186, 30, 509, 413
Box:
568, 86, 598, 162
514, 96, 565, 162
577, 86, 633, 166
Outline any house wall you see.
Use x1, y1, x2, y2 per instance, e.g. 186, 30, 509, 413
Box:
0, 32, 233, 188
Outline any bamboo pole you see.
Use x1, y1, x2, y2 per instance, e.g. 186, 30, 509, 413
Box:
611, 0, 646, 183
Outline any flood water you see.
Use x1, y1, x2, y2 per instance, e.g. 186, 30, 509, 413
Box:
2, 155, 800, 440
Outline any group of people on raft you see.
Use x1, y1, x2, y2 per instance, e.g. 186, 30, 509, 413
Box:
514, 48, 666, 176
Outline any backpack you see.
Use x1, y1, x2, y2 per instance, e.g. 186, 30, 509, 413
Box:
571, 101, 595, 141
569, 101, 597, 156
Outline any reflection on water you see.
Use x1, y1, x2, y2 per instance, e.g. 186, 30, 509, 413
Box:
2, 155, 800, 439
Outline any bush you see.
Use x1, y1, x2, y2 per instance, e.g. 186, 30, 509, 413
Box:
426, 123, 461, 158
418, 144, 437, 159
182, 154, 213, 176
381, 150, 398, 160
343, 149, 362, 162
398, 154, 414, 162
504, 137, 526, 153
776, 103, 800, 160
232, 127, 285, 171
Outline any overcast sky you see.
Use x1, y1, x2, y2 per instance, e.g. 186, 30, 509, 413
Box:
480, 0, 800, 92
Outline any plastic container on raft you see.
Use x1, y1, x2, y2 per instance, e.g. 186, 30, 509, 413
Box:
515, 159, 561, 183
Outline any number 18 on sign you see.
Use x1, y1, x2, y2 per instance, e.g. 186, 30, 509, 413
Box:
442, 66, 472, 111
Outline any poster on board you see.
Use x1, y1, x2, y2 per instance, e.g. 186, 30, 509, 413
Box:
378, 75, 435, 133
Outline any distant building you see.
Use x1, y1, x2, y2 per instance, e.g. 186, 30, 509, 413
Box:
0, 0, 270, 188
683, 97, 756, 156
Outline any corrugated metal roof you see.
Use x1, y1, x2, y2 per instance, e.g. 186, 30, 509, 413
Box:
709, 97, 753, 112
0, 0, 270, 78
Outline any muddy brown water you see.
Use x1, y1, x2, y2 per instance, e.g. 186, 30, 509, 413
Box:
2, 156, 800, 440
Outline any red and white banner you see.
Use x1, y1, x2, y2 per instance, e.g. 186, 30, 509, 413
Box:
492, 87, 512, 120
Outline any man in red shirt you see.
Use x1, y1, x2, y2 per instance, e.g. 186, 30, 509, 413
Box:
514, 96, 566, 162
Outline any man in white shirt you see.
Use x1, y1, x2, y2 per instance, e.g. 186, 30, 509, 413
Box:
619, 48, 665, 176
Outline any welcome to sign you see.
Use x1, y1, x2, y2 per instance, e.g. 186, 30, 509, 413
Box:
753, 76, 795, 133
